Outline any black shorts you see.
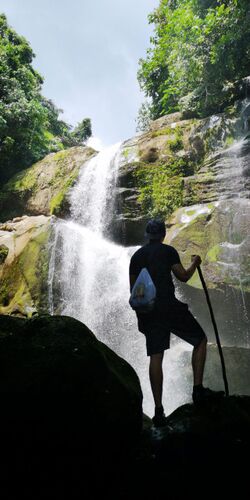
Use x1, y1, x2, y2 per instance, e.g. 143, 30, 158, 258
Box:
138, 301, 206, 356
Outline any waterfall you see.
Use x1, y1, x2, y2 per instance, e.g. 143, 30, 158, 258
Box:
69, 143, 120, 235
213, 99, 250, 344
48, 100, 250, 416
48, 143, 194, 416
48, 143, 132, 340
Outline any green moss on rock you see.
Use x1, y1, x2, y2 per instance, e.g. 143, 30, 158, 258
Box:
7, 168, 38, 193
0, 223, 51, 316
0, 245, 9, 264
165, 204, 223, 288
206, 244, 222, 263
165, 200, 250, 293
151, 126, 173, 138
122, 148, 130, 159
134, 160, 184, 219
0, 146, 96, 221
49, 170, 79, 215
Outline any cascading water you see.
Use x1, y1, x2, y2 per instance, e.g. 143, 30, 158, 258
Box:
180, 99, 250, 350
206, 99, 250, 345
48, 99, 250, 416
48, 143, 193, 416
48, 143, 132, 344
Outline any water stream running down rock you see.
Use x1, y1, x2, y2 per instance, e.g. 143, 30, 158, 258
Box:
177, 100, 250, 348
48, 143, 194, 416
212, 100, 250, 343
48, 102, 250, 416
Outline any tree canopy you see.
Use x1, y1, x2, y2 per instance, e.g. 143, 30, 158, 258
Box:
138, 0, 250, 123
0, 14, 92, 182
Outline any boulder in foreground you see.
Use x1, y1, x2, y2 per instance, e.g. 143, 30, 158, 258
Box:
0, 313, 249, 499
0, 314, 143, 496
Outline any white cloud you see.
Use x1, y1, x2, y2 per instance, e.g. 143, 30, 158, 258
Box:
87, 136, 106, 152
0, 0, 159, 145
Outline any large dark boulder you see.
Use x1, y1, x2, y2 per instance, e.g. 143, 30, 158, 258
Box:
0, 314, 249, 499
140, 396, 250, 499
0, 314, 143, 497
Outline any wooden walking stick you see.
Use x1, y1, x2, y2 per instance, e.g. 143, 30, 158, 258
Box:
197, 265, 229, 397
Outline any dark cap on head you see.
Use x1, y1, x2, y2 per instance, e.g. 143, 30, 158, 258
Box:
145, 218, 166, 240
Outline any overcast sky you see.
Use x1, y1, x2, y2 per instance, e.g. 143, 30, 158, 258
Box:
0, 0, 159, 148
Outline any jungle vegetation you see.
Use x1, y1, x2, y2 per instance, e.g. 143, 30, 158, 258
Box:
0, 14, 92, 183
137, 0, 250, 128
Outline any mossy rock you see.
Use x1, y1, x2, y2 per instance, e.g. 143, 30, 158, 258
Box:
140, 147, 159, 163
206, 244, 223, 262
0, 245, 9, 264
165, 200, 250, 293
165, 203, 220, 273
0, 146, 96, 222
0, 216, 51, 316
114, 107, 246, 247
116, 111, 226, 245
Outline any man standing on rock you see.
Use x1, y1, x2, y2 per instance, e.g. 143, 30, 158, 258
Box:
129, 218, 224, 427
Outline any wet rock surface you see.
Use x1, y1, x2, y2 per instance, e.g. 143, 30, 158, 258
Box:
0, 215, 51, 316
0, 146, 96, 221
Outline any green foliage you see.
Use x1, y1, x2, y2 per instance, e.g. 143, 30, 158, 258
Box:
7, 167, 37, 192
70, 118, 92, 143
151, 125, 184, 151
138, 0, 250, 119
0, 14, 92, 183
168, 127, 184, 151
134, 159, 185, 218
136, 101, 155, 132
0, 244, 8, 264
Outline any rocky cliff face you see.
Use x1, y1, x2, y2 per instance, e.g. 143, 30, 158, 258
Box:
111, 102, 250, 346
115, 104, 248, 245
0, 146, 96, 222
0, 146, 97, 316
0, 101, 249, 332
0, 215, 51, 316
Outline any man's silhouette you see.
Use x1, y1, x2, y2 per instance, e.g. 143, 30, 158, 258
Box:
129, 218, 224, 427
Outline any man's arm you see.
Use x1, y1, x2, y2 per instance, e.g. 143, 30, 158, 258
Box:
172, 255, 202, 283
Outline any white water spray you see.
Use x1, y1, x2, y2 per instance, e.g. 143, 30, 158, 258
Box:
215, 100, 250, 339
48, 99, 250, 415
48, 143, 193, 416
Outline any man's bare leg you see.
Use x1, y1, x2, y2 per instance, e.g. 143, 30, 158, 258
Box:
149, 352, 164, 408
192, 336, 225, 403
192, 336, 207, 386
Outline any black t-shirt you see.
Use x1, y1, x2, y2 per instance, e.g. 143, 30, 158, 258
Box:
129, 241, 181, 309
